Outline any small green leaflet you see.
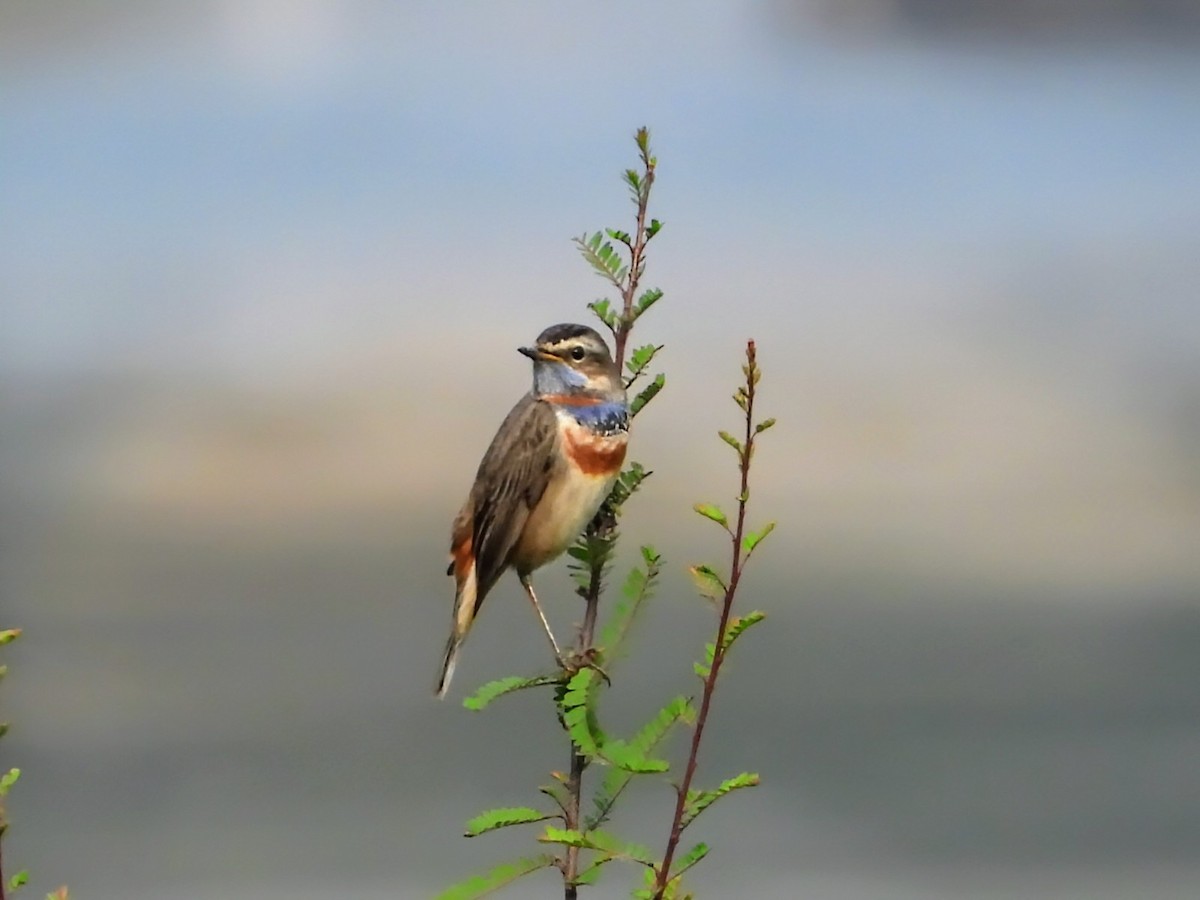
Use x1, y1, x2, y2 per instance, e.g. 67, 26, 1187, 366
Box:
0, 767, 19, 795
693, 503, 728, 529
597, 545, 661, 662
720, 611, 766, 656
635, 287, 663, 314
625, 342, 663, 375
560, 668, 604, 757
688, 564, 726, 602
462, 674, 559, 711
588, 298, 617, 329
681, 772, 761, 829
435, 853, 559, 900
588, 694, 694, 830
572, 855, 616, 886
672, 841, 710, 876
630, 373, 665, 417
576, 233, 626, 286
742, 522, 775, 554
540, 827, 656, 867
464, 807, 552, 837
600, 737, 669, 774
694, 611, 765, 678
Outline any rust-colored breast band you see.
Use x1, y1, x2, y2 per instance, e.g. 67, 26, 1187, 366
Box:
564, 430, 628, 476
541, 393, 605, 406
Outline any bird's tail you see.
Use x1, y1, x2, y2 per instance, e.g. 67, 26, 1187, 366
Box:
435, 551, 479, 698
435, 629, 464, 699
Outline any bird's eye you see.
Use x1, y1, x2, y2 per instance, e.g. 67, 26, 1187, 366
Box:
570, 346, 586, 361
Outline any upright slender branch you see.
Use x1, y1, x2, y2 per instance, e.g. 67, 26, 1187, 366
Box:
612, 133, 655, 369
652, 341, 761, 898
562, 128, 658, 900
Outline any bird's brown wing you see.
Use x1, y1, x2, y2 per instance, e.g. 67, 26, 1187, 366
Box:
450, 394, 558, 605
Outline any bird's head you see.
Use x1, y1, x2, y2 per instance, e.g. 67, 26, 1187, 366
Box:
519, 323, 624, 401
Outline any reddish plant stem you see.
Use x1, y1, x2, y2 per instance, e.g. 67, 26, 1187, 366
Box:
653, 341, 758, 898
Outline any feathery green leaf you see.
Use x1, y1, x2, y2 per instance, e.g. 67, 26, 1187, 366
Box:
597, 546, 661, 663
572, 856, 615, 886
462, 674, 559, 711
435, 854, 558, 900
560, 668, 604, 757
600, 737, 668, 774
588, 298, 617, 330
464, 807, 552, 837
635, 287, 663, 314
540, 827, 655, 866
630, 373, 665, 417
671, 841, 710, 877
681, 772, 760, 829
719, 611, 766, 657
588, 695, 695, 829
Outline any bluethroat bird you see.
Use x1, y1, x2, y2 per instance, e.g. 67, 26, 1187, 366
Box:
435, 323, 629, 697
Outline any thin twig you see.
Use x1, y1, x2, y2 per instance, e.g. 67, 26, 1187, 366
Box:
563, 128, 656, 900
652, 341, 759, 898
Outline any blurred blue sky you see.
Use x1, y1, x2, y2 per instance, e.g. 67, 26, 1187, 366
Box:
6, 2, 1200, 379
3, 3, 1200, 899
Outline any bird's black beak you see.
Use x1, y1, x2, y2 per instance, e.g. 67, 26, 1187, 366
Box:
518, 345, 555, 361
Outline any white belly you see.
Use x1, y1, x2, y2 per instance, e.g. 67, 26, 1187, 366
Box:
515, 465, 616, 572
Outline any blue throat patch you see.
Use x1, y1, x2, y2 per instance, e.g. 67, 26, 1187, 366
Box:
532, 361, 588, 394
564, 400, 629, 437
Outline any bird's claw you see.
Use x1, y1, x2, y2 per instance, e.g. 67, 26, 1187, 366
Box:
556, 647, 611, 686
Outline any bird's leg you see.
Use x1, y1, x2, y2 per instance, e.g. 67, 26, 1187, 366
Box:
520, 575, 566, 667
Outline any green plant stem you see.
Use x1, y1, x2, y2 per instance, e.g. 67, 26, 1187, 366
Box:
652, 341, 759, 899
560, 130, 657, 900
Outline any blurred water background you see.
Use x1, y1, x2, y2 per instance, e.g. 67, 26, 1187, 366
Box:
3, 2, 1200, 898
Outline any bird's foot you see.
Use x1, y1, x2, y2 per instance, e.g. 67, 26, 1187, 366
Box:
557, 647, 611, 687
